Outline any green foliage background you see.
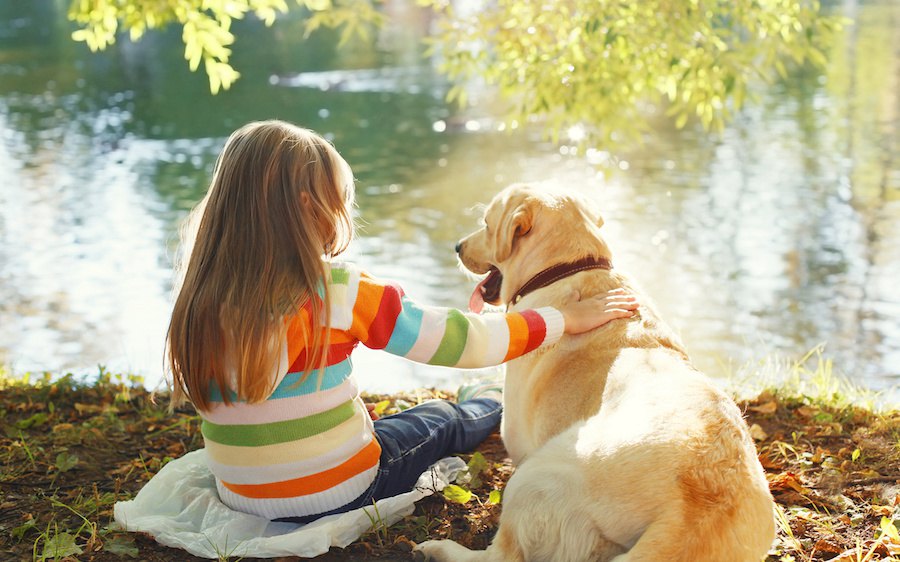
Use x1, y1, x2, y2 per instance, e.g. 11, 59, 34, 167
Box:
67, 0, 842, 144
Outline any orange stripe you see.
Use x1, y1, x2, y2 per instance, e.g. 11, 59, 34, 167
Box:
220, 439, 381, 499
286, 312, 357, 371
327, 329, 355, 344
503, 313, 529, 362
350, 279, 384, 343
520, 309, 546, 354
285, 310, 309, 362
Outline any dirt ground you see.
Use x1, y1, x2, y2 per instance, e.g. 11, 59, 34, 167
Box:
1, 372, 898, 561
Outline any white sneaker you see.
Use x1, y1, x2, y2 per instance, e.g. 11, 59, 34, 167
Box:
456, 380, 503, 403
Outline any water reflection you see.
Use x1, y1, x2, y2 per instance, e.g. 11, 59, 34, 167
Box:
0, 1, 897, 400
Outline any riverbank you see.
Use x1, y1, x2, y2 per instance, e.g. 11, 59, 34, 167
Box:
1, 366, 898, 561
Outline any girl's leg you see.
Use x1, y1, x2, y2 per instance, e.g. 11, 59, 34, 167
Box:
371, 398, 502, 499
274, 396, 501, 524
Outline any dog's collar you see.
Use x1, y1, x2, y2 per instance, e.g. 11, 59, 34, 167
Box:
508, 257, 613, 306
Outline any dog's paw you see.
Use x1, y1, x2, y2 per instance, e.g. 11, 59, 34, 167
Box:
414, 539, 464, 561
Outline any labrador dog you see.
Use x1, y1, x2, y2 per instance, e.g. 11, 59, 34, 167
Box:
416, 184, 774, 562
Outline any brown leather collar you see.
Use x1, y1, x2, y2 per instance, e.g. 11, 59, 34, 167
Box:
508, 256, 613, 306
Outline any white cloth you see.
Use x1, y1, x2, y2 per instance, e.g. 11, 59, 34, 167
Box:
113, 449, 465, 559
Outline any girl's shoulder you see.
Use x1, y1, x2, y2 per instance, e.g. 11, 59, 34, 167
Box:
326, 260, 361, 284
326, 261, 382, 284
324, 261, 377, 296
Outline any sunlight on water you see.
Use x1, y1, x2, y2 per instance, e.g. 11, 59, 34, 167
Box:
0, 1, 897, 401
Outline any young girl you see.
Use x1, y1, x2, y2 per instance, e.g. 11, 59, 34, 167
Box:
167, 120, 638, 524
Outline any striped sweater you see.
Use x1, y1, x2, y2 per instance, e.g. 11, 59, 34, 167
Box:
201, 262, 565, 520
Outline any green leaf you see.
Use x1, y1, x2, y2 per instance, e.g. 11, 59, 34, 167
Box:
466, 451, 489, 476
880, 517, 899, 542
851, 448, 861, 462
488, 489, 502, 505
41, 532, 83, 560
372, 400, 391, 416
55, 451, 79, 472
15, 412, 48, 430
304, 0, 332, 10
442, 484, 473, 504
12, 519, 37, 541
104, 535, 140, 558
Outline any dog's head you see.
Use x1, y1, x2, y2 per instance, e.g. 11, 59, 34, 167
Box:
458, 183, 611, 312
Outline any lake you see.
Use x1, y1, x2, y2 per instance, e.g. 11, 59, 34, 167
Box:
0, 0, 897, 400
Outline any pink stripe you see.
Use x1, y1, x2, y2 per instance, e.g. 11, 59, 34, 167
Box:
202, 378, 358, 425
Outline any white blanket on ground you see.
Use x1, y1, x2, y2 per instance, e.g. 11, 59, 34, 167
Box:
113, 449, 465, 559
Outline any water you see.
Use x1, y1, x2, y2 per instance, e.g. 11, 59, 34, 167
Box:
1, 1, 897, 400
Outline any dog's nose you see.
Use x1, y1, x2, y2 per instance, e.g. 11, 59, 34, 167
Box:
455, 241, 462, 254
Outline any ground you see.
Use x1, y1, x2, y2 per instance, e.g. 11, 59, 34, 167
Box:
0, 370, 898, 561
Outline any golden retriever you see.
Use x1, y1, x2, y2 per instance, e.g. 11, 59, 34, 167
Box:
415, 184, 775, 562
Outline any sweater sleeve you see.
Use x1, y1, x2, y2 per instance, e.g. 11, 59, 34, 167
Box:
341, 265, 564, 368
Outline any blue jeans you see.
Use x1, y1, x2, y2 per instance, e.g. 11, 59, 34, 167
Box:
278, 398, 502, 524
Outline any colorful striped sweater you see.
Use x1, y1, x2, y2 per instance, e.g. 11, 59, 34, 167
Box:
201, 262, 565, 520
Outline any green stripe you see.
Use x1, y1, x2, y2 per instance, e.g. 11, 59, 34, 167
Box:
429, 309, 469, 366
201, 400, 356, 447
331, 267, 350, 285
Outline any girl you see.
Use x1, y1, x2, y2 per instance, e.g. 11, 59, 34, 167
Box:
167, 120, 638, 524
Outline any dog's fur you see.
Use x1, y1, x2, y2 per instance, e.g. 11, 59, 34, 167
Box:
416, 184, 775, 562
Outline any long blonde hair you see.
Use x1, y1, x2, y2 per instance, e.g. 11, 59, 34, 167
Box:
167, 121, 355, 411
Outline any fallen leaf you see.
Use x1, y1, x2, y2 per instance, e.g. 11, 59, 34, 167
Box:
372, 400, 391, 417
749, 401, 777, 414
757, 451, 783, 470
103, 535, 139, 558
768, 471, 807, 493
41, 532, 82, 559
811, 446, 830, 464
749, 423, 769, 441
813, 538, 843, 554
443, 484, 473, 504
795, 405, 819, 418
392, 536, 416, 552
74, 403, 104, 414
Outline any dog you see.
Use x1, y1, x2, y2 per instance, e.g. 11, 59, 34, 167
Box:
415, 184, 775, 562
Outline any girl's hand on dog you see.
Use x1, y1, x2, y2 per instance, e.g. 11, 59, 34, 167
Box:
560, 288, 639, 335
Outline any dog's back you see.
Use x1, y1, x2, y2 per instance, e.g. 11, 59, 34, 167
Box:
501, 270, 686, 460
500, 271, 774, 561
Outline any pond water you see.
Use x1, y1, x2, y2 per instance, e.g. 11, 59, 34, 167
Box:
0, 1, 898, 400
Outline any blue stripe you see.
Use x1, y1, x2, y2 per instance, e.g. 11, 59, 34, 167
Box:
208, 359, 353, 402
383, 296, 424, 357
272, 360, 352, 398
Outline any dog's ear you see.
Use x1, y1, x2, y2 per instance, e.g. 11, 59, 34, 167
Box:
493, 196, 536, 263
581, 204, 604, 229
565, 193, 604, 229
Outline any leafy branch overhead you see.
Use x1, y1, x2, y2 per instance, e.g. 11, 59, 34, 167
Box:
67, 0, 384, 94
68, 0, 842, 139
420, 0, 842, 141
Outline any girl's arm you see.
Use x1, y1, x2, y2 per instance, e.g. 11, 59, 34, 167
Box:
342, 266, 637, 369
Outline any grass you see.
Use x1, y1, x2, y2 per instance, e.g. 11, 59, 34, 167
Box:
0, 354, 898, 561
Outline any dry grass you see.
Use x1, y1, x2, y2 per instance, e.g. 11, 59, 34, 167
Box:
0, 357, 897, 561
